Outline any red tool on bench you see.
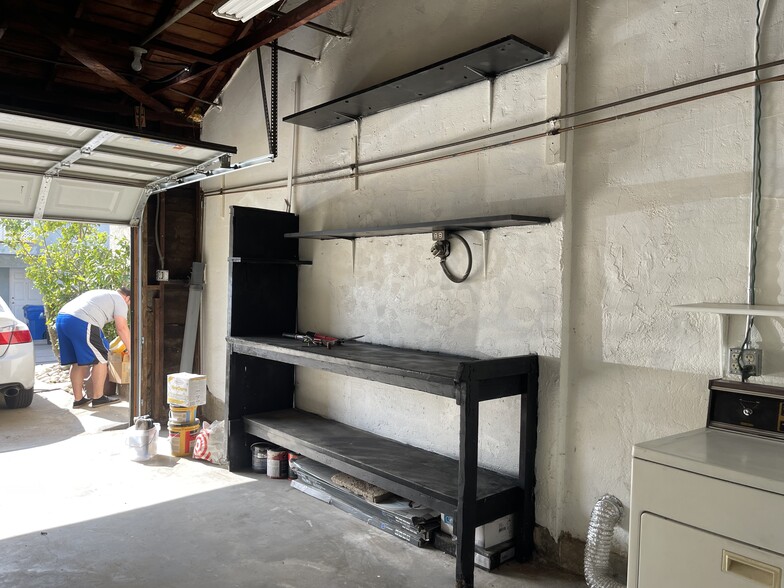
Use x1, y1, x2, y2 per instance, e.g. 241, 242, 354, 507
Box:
282, 332, 364, 349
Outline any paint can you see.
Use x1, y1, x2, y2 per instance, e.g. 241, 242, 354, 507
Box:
168, 405, 198, 426
250, 442, 272, 473
266, 447, 289, 479
288, 451, 301, 479
170, 420, 200, 457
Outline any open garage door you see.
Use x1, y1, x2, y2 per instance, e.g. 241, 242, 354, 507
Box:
0, 111, 236, 225
0, 109, 241, 423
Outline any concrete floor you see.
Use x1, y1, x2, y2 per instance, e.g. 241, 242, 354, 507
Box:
0, 380, 586, 588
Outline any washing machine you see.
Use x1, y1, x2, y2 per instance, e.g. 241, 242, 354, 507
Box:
628, 379, 784, 588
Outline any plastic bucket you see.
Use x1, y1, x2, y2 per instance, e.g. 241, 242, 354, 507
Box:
251, 442, 272, 473
126, 423, 161, 462
170, 420, 200, 457
266, 447, 289, 479
168, 405, 198, 426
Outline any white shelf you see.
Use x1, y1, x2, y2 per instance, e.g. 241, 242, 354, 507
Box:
673, 303, 784, 317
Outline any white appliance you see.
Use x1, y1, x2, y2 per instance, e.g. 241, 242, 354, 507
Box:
628, 379, 784, 588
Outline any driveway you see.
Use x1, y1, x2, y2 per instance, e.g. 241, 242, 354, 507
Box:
0, 343, 130, 452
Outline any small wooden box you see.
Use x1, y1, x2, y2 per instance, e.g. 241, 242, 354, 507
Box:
108, 351, 130, 384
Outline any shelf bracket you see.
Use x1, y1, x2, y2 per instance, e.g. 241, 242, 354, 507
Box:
720, 314, 729, 375
347, 116, 361, 191
465, 229, 489, 279
464, 65, 496, 124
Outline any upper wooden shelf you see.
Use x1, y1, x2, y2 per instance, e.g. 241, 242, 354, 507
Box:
673, 303, 784, 317
285, 214, 550, 240
227, 336, 538, 400
283, 35, 550, 131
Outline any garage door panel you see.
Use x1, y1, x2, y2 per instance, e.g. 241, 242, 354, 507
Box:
0, 111, 235, 225
0, 172, 39, 214
45, 181, 141, 222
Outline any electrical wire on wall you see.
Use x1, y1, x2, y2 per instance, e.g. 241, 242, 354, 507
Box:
154, 194, 164, 272
431, 232, 473, 283
740, 0, 768, 382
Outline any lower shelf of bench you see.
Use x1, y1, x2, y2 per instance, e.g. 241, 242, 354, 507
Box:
243, 408, 522, 521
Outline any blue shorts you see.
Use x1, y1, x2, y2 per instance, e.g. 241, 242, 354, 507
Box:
55, 314, 109, 366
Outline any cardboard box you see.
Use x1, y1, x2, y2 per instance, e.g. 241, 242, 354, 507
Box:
475, 514, 514, 548
440, 513, 515, 549
108, 351, 130, 384
167, 372, 207, 407
432, 530, 516, 571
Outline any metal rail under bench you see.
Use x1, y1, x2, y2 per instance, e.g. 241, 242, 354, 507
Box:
227, 334, 539, 588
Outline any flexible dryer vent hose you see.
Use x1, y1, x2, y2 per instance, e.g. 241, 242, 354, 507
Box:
584, 495, 626, 588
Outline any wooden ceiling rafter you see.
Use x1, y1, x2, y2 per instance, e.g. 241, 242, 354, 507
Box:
0, 1, 348, 138
154, 0, 348, 92
49, 34, 172, 113
43, 0, 84, 93
183, 18, 257, 120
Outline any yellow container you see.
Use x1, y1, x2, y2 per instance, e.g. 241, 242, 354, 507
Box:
169, 420, 200, 457
168, 405, 198, 425
109, 337, 126, 353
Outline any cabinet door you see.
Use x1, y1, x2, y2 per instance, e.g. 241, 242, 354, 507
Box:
638, 514, 783, 588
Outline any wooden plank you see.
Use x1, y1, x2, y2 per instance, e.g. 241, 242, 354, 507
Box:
243, 409, 521, 515
284, 36, 550, 131
286, 214, 551, 240
229, 336, 467, 398
49, 35, 171, 112
230, 336, 537, 401
158, 0, 348, 89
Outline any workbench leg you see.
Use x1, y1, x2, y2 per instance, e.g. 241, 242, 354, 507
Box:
456, 395, 479, 588
516, 368, 539, 561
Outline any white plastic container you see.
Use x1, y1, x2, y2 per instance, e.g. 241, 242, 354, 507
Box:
125, 422, 161, 462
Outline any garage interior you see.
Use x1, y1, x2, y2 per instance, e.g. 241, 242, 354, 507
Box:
1, 1, 783, 587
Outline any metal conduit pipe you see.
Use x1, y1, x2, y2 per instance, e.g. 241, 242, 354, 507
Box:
140, 0, 206, 46
584, 495, 625, 588
204, 61, 784, 198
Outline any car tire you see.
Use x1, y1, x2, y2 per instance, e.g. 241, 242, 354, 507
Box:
4, 387, 34, 409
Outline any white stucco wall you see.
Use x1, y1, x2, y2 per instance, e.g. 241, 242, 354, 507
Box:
200, 0, 784, 557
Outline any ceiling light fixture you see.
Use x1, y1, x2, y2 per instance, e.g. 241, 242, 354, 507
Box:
212, 0, 279, 22
129, 46, 148, 72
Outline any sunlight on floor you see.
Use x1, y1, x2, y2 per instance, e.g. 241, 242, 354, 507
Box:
1, 388, 250, 541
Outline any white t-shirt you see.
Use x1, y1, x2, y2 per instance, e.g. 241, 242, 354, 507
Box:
60, 290, 128, 329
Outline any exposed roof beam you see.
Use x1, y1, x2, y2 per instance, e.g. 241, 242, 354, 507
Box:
140, 0, 206, 46
0, 77, 196, 128
183, 19, 255, 119
47, 35, 171, 113
9, 16, 218, 67
156, 0, 347, 90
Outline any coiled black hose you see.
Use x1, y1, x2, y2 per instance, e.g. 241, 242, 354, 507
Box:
431, 233, 472, 283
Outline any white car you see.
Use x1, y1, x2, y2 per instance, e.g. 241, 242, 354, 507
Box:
0, 296, 35, 409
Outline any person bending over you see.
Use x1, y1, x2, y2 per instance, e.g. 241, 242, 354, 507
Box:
56, 287, 131, 409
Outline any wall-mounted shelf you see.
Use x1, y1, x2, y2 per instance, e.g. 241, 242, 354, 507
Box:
285, 214, 550, 240
674, 303, 784, 375
229, 256, 312, 266
673, 303, 784, 317
283, 35, 549, 131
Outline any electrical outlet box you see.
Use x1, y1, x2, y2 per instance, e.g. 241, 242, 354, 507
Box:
729, 348, 762, 376
156, 269, 169, 282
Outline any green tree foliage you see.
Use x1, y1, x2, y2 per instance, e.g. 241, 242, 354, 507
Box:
0, 220, 130, 346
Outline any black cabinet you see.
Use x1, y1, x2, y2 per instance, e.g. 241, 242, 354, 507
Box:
226, 206, 307, 468
226, 209, 539, 588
